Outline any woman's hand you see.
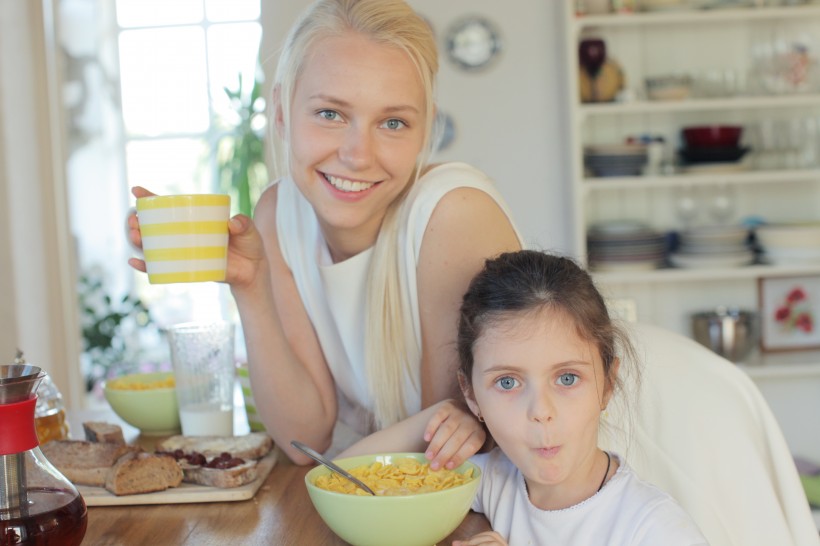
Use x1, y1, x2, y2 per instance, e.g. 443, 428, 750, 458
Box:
452, 531, 508, 545
125, 186, 268, 287
423, 400, 486, 471
126, 186, 154, 272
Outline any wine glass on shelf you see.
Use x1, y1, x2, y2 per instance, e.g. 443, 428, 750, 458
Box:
708, 185, 737, 225
674, 187, 700, 231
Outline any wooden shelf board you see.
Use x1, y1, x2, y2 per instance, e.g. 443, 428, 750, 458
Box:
592, 263, 820, 284
574, 5, 820, 30
579, 94, 820, 116
582, 168, 820, 192
738, 350, 820, 379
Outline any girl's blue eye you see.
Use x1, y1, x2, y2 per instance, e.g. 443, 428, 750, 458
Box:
557, 373, 578, 387
496, 376, 518, 391
382, 118, 405, 130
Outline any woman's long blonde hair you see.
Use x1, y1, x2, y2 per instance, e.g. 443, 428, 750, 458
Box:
273, 0, 439, 429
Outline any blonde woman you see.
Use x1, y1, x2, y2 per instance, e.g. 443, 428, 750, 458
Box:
128, 0, 521, 467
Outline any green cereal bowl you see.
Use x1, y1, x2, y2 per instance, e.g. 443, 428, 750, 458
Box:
305, 452, 481, 546
103, 372, 181, 436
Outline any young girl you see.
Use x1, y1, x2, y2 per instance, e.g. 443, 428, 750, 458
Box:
341, 250, 707, 545
127, 0, 521, 468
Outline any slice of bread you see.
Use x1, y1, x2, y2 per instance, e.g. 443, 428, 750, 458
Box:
105, 452, 183, 495
41, 440, 142, 486
179, 460, 259, 488
83, 421, 125, 444
156, 432, 273, 460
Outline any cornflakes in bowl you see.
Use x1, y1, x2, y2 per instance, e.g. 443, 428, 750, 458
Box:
305, 452, 480, 546
103, 372, 180, 435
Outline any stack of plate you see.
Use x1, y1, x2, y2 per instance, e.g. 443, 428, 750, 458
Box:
584, 144, 648, 178
757, 223, 820, 265
587, 220, 667, 272
669, 225, 753, 269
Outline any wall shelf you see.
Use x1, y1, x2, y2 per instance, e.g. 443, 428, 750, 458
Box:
564, 0, 820, 485
582, 168, 820, 192
580, 94, 820, 117
574, 5, 820, 30
593, 263, 820, 285
738, 350, 820, 380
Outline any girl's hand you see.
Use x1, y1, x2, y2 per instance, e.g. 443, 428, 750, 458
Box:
452, 531, 508, 545
423, 400, 486, 471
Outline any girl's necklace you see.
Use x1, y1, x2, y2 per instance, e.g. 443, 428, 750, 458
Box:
597, 451, 611, 492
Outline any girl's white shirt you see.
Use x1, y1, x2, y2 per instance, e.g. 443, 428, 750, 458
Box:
470, 448, 709, 546
275, 162, 521, 447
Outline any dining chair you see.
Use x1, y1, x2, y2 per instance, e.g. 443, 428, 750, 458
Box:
601, 322, 819, 546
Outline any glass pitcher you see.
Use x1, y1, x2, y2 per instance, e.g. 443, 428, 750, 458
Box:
0, 363, 87, 545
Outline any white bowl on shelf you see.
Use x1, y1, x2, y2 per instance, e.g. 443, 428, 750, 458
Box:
645, 74, 693, 100
763, 247, 820, 266
756, 223, 820, 249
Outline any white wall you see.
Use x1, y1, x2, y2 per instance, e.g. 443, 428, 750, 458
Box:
261, 0, 572, 253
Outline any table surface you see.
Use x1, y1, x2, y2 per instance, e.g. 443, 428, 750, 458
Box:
67, 409, 491, 545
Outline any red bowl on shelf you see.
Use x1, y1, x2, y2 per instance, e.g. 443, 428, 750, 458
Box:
682, 126, 743, 149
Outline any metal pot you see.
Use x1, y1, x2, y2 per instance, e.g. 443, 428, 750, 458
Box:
691, 307, 758, 362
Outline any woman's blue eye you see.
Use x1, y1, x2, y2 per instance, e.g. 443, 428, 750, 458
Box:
557, 373, 578, 387
496, 376, 518, 390
382, 118, 405, 130
319, 110, 340, 121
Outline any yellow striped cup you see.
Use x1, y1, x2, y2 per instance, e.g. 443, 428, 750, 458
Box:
136, 194, 230, 284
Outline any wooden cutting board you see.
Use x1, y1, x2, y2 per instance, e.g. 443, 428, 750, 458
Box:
78, 447, 278, 506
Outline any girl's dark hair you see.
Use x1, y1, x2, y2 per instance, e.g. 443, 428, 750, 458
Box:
457, 250, 632, 398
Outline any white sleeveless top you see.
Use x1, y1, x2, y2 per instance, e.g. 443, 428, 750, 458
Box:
276, 162, 520, 444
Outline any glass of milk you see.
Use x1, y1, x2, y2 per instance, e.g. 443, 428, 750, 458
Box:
167, 321, 235, 436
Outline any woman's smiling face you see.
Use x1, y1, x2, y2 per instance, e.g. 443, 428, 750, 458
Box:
468, 308, 613, 507
281, 31, 427, 259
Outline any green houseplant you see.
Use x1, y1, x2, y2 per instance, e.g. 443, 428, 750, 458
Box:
78, 267, 155, 391
216, 72, 268, 217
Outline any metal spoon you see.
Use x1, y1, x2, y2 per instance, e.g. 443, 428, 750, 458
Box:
290, 440, 376, 496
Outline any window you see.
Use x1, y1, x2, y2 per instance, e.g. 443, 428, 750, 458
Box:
62, 0, 263, 389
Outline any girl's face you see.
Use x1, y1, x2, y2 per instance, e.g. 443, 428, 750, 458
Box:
280, 31, 427, 260
466, 308, 615, 510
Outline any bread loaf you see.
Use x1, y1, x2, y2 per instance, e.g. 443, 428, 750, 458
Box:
40, 440, 142, 486
180, 460, 259, 488
83, 421, 125, 444
42, 427, 272, 493
156, 432, 273, 460
105, 452, 183, 495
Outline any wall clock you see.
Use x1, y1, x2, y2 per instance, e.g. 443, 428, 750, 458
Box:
445, 16, 502, 72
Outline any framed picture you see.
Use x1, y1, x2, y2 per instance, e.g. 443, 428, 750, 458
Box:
758, 275, 820, 352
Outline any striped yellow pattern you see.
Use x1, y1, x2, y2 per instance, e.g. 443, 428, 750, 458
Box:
137, 194, 229, 210
143, 246, 227, 262
140, 221, 227, 237
148, 270, 226, 284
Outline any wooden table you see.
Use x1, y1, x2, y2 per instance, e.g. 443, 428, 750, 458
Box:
68, 409, 492, 545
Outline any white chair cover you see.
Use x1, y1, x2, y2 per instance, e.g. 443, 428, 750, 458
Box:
601, 322, 819, 546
